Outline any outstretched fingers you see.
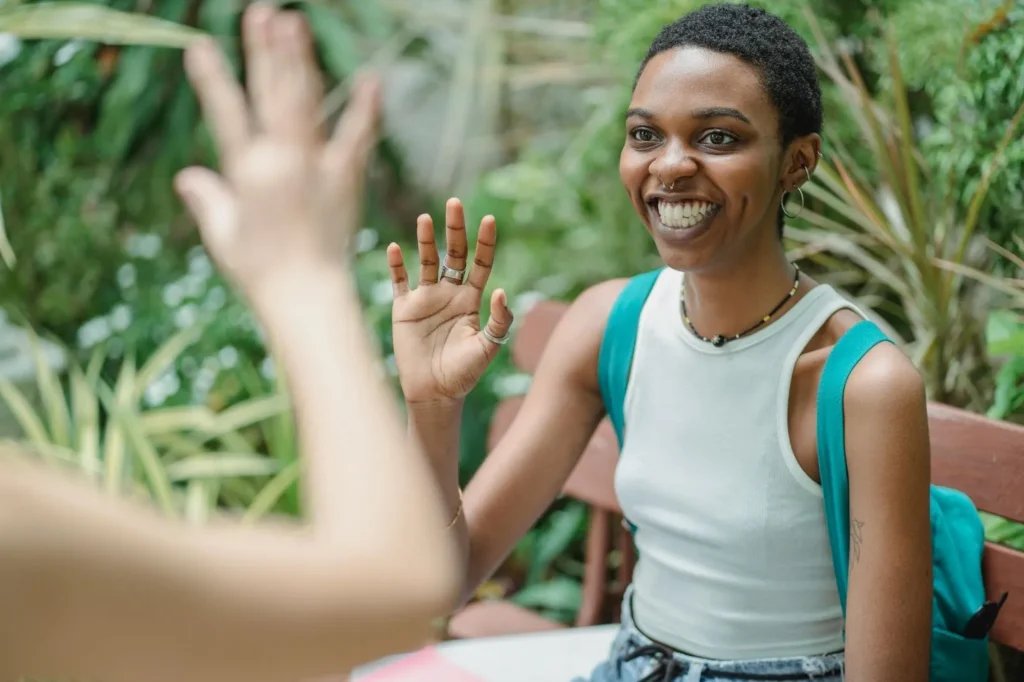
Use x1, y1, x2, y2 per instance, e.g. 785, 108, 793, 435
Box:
480, 289, 514, 351
467, 215, 496, 290
325, 74, 381, 183
416, 214, 440, 285
242, 4, 278, 134
265, 11, 323, 143
387, 243, 410, 297
183, 38, 250, 163
441, 198, 468, 282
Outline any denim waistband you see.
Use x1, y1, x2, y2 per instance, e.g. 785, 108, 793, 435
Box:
610, 585, 845, 681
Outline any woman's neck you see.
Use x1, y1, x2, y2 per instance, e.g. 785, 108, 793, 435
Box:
681, 245, 803, 341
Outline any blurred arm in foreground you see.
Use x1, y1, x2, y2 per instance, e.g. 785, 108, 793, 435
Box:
0, 6, 458, 682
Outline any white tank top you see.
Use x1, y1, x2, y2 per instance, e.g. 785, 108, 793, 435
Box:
614, 267, 862, 660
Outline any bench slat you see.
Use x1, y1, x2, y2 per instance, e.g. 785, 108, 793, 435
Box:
928, 403, 1024, 524
984, 542, 1024, 650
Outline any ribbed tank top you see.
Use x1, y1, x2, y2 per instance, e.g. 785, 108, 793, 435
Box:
614, 267, 862, 660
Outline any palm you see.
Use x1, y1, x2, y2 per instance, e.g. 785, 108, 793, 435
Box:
387, 199, 513, 404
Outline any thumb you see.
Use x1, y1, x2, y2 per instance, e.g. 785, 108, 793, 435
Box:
174, 167, 236, 246
480, 288, 514, 352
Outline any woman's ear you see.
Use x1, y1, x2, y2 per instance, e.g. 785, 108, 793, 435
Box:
781, 133, 822, 191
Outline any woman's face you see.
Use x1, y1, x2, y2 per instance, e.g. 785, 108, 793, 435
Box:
620, 46, 808, 273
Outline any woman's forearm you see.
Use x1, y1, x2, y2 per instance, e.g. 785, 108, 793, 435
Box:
251, 268, 459, 578
406, 401, 463, 508
406, 399, 469, 567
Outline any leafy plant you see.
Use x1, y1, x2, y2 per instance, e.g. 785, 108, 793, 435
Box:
0, 321, 298, 522
0, 2, 204, 46
791, 11, 1024, 409
885, 0, 1024, 258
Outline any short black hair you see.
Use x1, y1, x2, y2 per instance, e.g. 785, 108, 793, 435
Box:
634, 4, 822, 236
636, 3, 823, 148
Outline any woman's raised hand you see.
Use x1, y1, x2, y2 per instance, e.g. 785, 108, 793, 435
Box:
387, 198, 513, 404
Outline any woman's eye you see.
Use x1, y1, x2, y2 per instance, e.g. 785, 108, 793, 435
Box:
702, 130, 737, 146
631, 128, 657, 143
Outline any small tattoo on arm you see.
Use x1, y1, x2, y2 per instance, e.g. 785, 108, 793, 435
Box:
851, 518, 865, 565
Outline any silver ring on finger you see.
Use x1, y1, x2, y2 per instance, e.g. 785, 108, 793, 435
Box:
439, 264, 466, 284
482, 327, 511, 346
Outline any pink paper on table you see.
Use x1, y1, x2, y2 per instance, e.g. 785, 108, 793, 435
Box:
358, 646, 486, 682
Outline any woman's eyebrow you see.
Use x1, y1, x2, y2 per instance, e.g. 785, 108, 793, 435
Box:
624, 106, 752, 125
692, 107, 751, 124
625, 107, 655, 120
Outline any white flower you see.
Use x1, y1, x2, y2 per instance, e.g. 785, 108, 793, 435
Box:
355, 228, 379, 253
77, 316, 112, 348
163, 282, 185, 308
371, 278, 393, 305
54, 40, 84, 67
143, 367, 181, 407
116, 263, 137, 289
125, 233, 162, 259
0, 34, 22, 68
174, 303, 199, 329
109, 304, 132, 332
217, 346, 239, 369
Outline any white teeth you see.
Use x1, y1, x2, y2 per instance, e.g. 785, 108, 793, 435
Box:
656, 200, 717, 228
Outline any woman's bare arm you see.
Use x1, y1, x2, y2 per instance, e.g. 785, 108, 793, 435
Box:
407, 279, 627, 606
0, 8, 457, 682
842, 343, 932, 682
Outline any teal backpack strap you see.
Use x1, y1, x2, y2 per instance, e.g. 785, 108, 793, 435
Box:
597, 268, 663, 449
815, 319, 890, 613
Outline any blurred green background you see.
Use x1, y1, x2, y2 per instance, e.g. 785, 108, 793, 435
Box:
1, 0, 1022, 653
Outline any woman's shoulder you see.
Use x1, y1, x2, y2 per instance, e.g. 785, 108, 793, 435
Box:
800, 299, 925, 432
815, 306, 923, 403
817, 307, 927, 440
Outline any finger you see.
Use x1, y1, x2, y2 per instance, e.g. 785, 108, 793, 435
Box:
416, 214, 440, 285
266, 11, 322, 142
386, 242, 410, 297
467, 215, 496, 290
174, 166, 237, 255
183, 38, 250, 162
242, 3, 277, 132
443, 197, 468, 280
325, 74, 381, 177
480, 289, 514, 351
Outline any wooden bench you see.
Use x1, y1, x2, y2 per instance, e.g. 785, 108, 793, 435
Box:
447, 300, 1024, 657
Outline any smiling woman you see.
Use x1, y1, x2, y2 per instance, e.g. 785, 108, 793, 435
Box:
386, 4, 936, 682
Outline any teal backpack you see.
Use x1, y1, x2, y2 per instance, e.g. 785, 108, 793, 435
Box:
596, 269, 1003, 682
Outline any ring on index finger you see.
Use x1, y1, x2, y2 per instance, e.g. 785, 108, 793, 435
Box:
439, 263, 466, 284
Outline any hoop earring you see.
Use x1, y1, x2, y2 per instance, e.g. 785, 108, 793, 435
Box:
781, 185, 804, 219
781, 165, 810, 220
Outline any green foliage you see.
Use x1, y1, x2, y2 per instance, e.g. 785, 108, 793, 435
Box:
890, 0, 1024, 257
987, 310, 1024, 421
0, 322, 300, 522
0, 1, 203, 46
791, 12, 1024, 409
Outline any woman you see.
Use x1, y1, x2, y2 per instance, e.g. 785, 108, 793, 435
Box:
0, 6, 458, 682
387, 4, 933, 681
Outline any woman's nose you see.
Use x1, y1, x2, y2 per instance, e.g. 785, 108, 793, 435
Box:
650, 140, 698, 189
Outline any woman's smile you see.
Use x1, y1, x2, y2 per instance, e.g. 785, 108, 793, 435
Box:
646, 197, 722, 246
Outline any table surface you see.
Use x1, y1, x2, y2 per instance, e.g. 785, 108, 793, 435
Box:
350, 624, 620, 681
